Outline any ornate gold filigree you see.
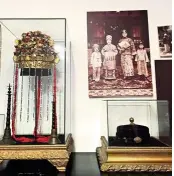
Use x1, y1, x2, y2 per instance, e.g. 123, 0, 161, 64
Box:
0, 134, 73, 172
19, 61, 54, 69
49, 159, 68, 171
14, 55, 58, 69
96, 147, 107, 164
0, 150, 68, 160
101, 136, 108, 148
101, 163, 172, 172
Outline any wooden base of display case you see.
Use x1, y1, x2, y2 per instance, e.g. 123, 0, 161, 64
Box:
96, 136, 172, 172
0, 134, 73, 172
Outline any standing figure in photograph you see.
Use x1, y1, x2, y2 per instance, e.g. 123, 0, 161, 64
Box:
91, 44, 102, 82
101, 35, 118, 80
163, 33, 170, 53
135, 42, 149, 80
117, 29, 136, 80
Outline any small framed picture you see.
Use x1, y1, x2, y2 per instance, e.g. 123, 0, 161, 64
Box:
158, 25, 172, 58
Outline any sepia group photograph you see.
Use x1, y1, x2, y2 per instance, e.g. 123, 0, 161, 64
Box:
87, 10, 153, 98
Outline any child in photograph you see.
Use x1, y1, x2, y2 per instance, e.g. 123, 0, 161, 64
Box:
91, 44, 102, 82
135, 42, 149, 80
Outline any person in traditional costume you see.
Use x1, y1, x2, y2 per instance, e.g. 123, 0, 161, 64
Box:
117, 30, 136, 80
101, 35, 118, 80
163, 33, 170, 53
135, 42, 149, 80
91, 44, 102, 82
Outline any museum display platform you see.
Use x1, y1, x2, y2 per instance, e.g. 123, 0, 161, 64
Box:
96, 136, 172, 172
96, 100, 172, 173
0, 18, 73, 173
0, 153, 172, 176
0, 134, 73, 172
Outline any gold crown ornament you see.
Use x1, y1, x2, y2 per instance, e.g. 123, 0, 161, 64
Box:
13, 31, 59, 69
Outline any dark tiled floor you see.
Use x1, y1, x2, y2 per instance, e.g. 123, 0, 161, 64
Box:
0, 153, 172, 176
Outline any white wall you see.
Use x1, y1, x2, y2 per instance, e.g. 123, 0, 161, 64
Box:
0, 0, 172, 152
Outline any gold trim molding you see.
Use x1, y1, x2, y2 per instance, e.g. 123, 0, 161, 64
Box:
96, 136, 172, 172
0, 134, 73, 172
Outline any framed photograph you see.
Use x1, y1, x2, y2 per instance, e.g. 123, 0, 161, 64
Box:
87, 10, 153, 97
157, 25, 172, 58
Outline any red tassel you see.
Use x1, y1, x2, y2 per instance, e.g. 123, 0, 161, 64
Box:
12, 65, 34, 142
36, 66, 58, 143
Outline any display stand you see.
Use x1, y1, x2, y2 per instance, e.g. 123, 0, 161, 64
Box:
0, 134, 73, 172
0, 18, 73, 172
97, 100, 172, 172
97, 136, 172, 172
0, 83, 73, 172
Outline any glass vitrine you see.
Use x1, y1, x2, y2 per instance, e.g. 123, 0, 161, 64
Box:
97, 100, 172, 173
0, 18, 73, 172
106, 100, 171, 147
0, 18, 72, 144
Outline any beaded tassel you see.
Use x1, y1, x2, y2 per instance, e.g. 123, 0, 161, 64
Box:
11, 64, 16, 118
19, 67, 24, 122
12, 64, 33, 142
47, 69, 50, 121
39, 69, 43, 134
11, 65, 58, 143
33, 67, 37, 122
53, 65, 57, 130
27, 67, 31, 123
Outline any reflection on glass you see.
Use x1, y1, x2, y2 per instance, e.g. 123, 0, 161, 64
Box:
0, 114, 5, 140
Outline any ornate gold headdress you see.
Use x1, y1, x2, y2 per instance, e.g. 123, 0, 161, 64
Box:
13, 31, 59, 69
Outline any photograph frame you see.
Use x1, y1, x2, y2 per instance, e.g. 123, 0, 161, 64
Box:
157, 25, 172, 59
87, 10, 153, 98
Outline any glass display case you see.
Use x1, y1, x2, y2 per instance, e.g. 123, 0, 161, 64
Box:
107, 100, 172, 147
97, 100, 172, 173
0, 18, 72, 172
